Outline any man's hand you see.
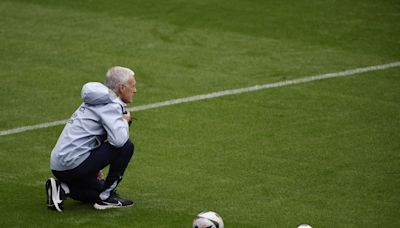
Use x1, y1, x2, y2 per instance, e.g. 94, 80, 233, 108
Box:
97, 170, 105, 180
123, 111, 132, 126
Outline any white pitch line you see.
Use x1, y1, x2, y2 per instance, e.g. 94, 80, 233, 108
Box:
1, 61, 399, 137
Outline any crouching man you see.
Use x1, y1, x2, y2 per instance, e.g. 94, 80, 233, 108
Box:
46, 66, 137, 212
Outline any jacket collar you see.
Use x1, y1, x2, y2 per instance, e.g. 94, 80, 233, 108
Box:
109, 89, 126, 107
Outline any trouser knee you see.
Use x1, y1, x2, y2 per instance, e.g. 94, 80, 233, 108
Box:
120, 139, 134, 159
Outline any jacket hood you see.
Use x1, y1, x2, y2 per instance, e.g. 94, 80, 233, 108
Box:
81, 82, 117, 105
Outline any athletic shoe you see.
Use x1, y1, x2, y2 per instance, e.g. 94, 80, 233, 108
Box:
45, 178, 65, 212
93, 193, 134, 210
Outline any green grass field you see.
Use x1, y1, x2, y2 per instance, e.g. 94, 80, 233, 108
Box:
1, 0, 399, 227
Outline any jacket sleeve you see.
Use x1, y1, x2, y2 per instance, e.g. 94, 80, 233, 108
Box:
99, 103, 129, 147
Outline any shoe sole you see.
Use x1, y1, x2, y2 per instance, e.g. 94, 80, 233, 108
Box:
49, 178, 63, 212
45, 179, 54, 208
93, 202, 134, 210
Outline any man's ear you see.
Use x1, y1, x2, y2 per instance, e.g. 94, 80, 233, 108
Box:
116, 84, 124, 96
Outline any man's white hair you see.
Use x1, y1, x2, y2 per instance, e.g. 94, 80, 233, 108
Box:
105, 66, 135, 93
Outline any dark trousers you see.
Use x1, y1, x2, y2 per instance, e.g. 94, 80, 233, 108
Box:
52, 139, 134, 203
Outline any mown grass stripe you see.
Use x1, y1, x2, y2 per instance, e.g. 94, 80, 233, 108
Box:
1, 61, 399, 136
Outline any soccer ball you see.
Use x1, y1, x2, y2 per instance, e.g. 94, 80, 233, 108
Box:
297, 224, 312, 228
192, 211, 224, 228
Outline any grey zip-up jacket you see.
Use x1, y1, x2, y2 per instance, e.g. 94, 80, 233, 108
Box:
50, 82, 129, 171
